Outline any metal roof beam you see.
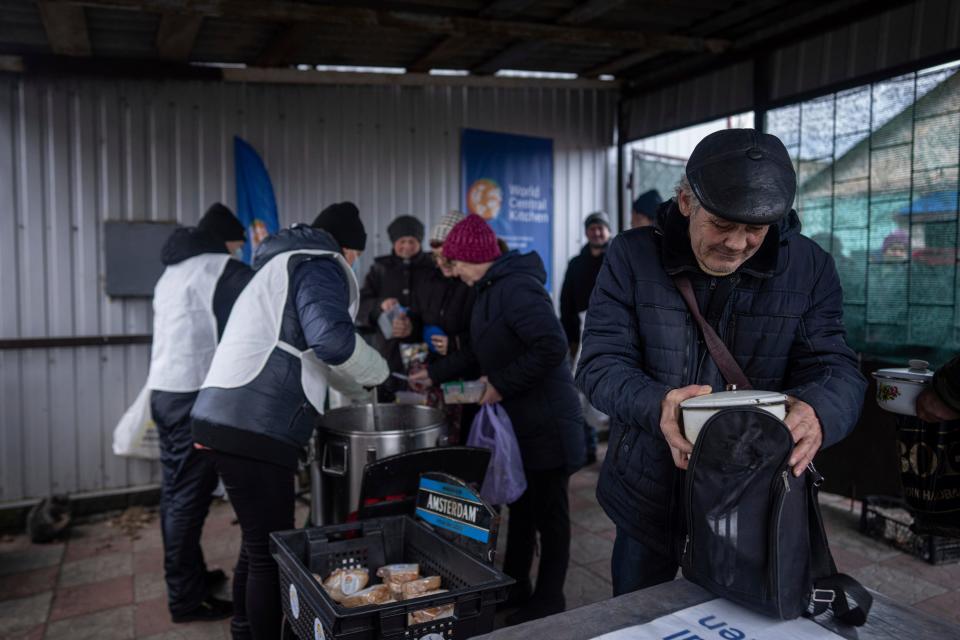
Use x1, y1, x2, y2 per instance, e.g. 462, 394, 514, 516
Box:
37, 1, 91, 56
255, 23, 316, 67
155, 11, 202, 60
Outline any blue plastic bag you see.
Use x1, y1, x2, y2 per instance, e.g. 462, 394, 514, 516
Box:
466, 403, 527, 505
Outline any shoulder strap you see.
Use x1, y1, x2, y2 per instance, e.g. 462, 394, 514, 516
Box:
805, 465, 873, 626
673, 275, 752, 390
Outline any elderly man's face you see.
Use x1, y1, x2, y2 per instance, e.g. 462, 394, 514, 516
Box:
678, 189, 769, 276
586, 223, 610, 248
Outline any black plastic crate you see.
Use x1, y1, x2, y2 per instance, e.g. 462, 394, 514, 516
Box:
271, 515, 513, 640
859, 495, 960, 565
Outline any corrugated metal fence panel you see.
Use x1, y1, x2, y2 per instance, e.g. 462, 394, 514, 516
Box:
769, 0, 960, 105
0, 76, 615, 503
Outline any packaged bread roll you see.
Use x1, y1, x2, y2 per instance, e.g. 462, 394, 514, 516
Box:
319, 568, 369, 602
341, 584, 393, 608
401, 576, 442, 600
407, 590, 455, 625
377, 563, 420, 598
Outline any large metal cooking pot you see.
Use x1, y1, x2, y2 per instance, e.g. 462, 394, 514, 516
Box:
310, 404, 447, 525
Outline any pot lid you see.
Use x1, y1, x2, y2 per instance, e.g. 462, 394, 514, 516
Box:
873, 359, 933, 383
680, 389, 787, 410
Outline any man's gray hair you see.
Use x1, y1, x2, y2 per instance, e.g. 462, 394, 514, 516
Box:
675, 173, 702, 213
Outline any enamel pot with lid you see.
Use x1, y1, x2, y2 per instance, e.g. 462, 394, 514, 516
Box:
871, 360, 933, 416
680, 388, 788, 444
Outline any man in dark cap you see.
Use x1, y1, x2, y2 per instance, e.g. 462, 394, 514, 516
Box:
631, 189, 662, 229
576, 129, 866, 595
560, 211, 613, 464
146, 202, 253, 623
357, 214, 435, 389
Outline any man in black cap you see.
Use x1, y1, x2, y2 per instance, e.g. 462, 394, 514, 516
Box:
357, 214, 435, 387
560, 211, 613, 464
146, 202, 253, 623
631, 189, 662, 229
576, 129, 866, 595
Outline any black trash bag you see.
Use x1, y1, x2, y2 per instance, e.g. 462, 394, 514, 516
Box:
26, 494, 73, 543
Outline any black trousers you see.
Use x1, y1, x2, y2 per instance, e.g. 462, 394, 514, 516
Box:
152, 391, 219, 616
502, 467, 570, 604
212, 450, 295, 640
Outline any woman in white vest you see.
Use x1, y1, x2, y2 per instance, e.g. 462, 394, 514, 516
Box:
191, 203, 388, 640
146, 203, 253, 623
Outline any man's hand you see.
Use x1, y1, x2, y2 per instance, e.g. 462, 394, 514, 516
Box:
917, 388, 960, 423
392, 315, 412, 338
380, 298, 399, 313
431, 335, 449, 356
784, 396, 823, 477
479, 376, 503, 405
408, 368, 433, 391
661, 385, 713, 470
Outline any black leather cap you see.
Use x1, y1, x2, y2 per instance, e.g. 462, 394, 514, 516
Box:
685, 129, 796, 224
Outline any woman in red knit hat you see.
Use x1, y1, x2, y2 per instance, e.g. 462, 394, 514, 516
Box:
410, 214, 586, 625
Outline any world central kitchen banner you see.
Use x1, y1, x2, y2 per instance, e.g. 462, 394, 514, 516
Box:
461, 128, 554, 289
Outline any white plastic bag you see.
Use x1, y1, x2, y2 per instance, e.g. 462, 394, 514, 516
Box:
112, 385, 161, 460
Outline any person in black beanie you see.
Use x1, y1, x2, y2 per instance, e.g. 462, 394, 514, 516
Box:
146, 202, 253, 624
311, 201, 367, 253
357, 214, 435, 394
631, 190, 663, 229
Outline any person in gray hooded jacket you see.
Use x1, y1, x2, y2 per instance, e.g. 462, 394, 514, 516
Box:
191, 202, 387, 640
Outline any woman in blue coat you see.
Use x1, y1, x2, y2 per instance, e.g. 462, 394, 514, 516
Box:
412, 214, 585, 625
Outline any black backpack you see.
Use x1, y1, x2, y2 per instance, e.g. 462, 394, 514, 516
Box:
681, 407, 872, 625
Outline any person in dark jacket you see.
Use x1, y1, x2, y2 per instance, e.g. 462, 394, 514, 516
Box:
918, 356, 960, 422
146, 203, 253, 623
559, 210, 612, 464
413, 214, 586, 625
357, 215, 435, 389
631, 189, 662, 229
411, 210, 480, 441
576, 129, 866, 597
191, 203, 388, 640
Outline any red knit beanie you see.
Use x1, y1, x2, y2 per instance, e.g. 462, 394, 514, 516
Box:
442, 214, 502, 263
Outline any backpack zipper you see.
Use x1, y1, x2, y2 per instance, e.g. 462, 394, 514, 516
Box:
772, 469, 791, 618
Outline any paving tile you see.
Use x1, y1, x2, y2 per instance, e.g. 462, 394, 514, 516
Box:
135, 596, 176, 637
562, 565, 611, 610
65, 534, 133, 563
0, 591, 52, 637
822, 524, 904, 563
913, 590, 960, 626
134, 546, 165, 575
5, 623, 46, 640
881, 553, 960, 590
569, 503, 614, 533
584, 559, 613, 585
828, 545, 875, 572
0, 544, 64, 576
135, 571, 167, 604
569, 530, 615, 566
50, 574, 133, 621
133, 529, 165, 553
0, 566, 59, 601
139, 619, 229, 640
59, 552, 132, 589
44, 605, 135, 640
70, 522, 124, 544
848, 563, 948, 605
570, 470, 600, 492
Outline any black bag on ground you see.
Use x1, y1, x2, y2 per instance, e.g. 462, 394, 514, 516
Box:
681, 408, 872, 625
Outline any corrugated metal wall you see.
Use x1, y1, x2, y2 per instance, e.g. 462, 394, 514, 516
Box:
0, 75, 617, 504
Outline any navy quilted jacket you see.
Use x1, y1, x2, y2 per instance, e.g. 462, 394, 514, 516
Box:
576, 201, 866, 556
192, 226, 358, 469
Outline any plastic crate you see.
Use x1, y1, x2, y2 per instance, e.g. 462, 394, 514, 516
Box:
859, 495, 960, 565
271, 515, 513, 640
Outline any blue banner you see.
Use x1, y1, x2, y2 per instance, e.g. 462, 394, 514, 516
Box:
461, 129, 554, 289
234, 136, 280, 264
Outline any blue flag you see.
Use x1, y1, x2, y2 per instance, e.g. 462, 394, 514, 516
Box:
234, 136, 279, 264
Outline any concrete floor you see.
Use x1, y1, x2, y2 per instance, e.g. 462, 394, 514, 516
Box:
2, 445, 959, 639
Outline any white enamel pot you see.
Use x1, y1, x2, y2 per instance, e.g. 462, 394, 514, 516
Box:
680, 389, 787, 445
872, 360, 933, 416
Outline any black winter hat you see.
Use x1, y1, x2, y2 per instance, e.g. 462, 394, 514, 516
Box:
387, 215, 425, 243
584, 211, 610, 231
198, 203, 245, 242
632, 190, 663, 216
686, 129, 796, 225
312, 202, 367, 251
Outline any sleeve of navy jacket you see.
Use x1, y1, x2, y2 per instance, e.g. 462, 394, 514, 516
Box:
575, 235, 671, 436
293, 258, 357, 366
782, 251, 867, 447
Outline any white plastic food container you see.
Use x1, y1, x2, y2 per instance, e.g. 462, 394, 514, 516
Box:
872, 360, 933, 416
442, 380, 486, 404
680, 389, 787, 444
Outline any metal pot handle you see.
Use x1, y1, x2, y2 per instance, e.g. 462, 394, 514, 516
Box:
321, 442, 348, 477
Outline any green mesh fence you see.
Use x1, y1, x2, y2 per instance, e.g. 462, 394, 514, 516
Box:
766, 65, 960, 367
631, 152, 686, 219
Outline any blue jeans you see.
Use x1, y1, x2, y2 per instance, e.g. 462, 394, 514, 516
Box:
611, 526, 679, 596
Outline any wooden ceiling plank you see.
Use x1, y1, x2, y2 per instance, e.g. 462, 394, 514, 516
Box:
37, 1, 91, 56
255, 22, 316, 67
156, 11, 202, 60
